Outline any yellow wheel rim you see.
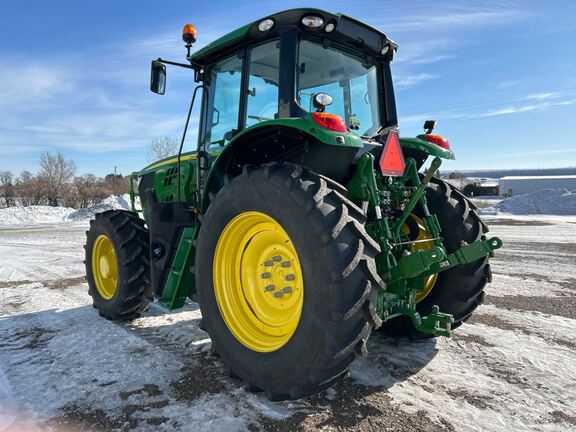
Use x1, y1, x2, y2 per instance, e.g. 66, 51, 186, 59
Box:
92, 234, 118, 300
213, 211, 304, 352
402, 215, 438, 303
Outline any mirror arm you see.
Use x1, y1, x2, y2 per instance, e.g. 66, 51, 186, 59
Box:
155, 57, 203, 82
155, 57, 197, 70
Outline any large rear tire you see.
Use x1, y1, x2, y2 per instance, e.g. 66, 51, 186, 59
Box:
195, 163, 383, 400
382, 177, 492, 338
85, 210, 151, 321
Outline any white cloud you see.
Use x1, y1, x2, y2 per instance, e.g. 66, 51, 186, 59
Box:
481, 99, 575, 117
384, 6, 525, 34
395, 73, 437, 90
0, 64, 73, 112
524, 92, 561, 101
401, 98, 576, 125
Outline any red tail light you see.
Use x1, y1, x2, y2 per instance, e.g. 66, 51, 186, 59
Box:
423, 134, 450, 149
380, 130, 405, 176
311, 112, 347, 133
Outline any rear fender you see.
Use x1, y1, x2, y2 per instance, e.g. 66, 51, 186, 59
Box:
400, 136, 455, 170
200, 118, 362, 213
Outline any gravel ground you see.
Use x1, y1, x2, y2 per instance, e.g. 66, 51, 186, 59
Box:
1, 214, 575, 431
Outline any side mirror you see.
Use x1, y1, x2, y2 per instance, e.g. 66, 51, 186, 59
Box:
150, 61, 166, 95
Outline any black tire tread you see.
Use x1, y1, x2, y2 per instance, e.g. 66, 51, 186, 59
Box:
197, 162, 383, 400
85, 210, 151, 321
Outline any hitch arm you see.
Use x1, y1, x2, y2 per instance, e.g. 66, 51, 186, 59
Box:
422, 236, 503, 277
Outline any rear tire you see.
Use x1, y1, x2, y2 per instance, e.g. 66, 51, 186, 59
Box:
85, 210, 151, 321
195, 163, 383, 400
382, 177, 492, 338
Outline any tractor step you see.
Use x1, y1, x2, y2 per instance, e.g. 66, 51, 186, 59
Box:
159, 227, 196, 310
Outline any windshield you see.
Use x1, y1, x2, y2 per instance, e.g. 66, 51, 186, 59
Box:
297, 40, 381, 137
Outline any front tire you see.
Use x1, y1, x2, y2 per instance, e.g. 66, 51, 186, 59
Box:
85, 210, 151, 321
195, 163, 383, 400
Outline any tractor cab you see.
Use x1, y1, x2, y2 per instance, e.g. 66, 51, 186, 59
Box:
149, 9, 399, 185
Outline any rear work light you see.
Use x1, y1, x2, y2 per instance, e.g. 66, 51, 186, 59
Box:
311, 112, 347, 133
380, 130, 405, 177
423, 134, 450, 149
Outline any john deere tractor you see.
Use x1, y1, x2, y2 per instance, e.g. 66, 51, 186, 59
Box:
85, 9, 502, 400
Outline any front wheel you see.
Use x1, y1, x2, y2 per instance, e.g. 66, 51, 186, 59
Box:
195, 163, 383, 400
85, 210, 151, 321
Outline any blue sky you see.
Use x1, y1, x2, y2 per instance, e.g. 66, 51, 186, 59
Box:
1, 0, 575, 176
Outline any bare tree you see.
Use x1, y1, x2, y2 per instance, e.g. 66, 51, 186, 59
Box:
73, 174, 109, 208
148, 137, 178, 163
16, 170, 45, 206
0, 170, 15, 207
39, 151, 77, 206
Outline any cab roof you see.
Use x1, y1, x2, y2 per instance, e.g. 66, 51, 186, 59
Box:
190, 8, 395, 65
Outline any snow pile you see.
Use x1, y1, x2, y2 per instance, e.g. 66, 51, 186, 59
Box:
486, 188, 576, 215
66, 194, 132, 221
0, 205, 74, 226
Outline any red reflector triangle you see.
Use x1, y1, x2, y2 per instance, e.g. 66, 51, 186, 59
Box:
379, 131, 405, 176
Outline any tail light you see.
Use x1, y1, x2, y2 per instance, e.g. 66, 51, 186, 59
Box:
380, 130, 405, 176
422, 134, 450, 149
311, 112, 347, 133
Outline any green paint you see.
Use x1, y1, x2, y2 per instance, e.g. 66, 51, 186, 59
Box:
392, 157, 442, 236
190, 24, 251, 62
401, 137, 455, 160
345, 153, 501, 337
159, 227, 197, 309
227, 115, 364, 149
422, 236, 503, 277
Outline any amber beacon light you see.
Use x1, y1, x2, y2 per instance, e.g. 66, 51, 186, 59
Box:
182, 24, 197, 46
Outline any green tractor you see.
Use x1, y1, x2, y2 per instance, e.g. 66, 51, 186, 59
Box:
85, 9, 502, 400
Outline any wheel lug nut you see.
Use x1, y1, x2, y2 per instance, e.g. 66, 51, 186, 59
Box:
284, 274, 295, 281
280, 261, 291, 268
282, 286, 292, 294
264, 285, 275, 292
273, 291, 284, 298
261, 272, 271, 279
263, 260, 274, 267
272, 255, 282, 262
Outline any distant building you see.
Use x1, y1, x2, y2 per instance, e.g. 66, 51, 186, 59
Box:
476, 181, 499, 196
499, 175, 576, 197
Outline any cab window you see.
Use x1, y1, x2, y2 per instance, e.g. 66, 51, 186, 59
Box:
206, 54, 243, 149
245, 40, 280, 127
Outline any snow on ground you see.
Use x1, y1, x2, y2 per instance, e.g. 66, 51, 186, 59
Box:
66, 195, 134, 221
484, 188, 576, 216
469, 195, 503, 209
0, 195, 136, 227
0, 206, 74, 225
1, 216, 576, 431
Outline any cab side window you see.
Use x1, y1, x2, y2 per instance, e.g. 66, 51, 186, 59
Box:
245, 41, 279, 127
207, 54, 243, 148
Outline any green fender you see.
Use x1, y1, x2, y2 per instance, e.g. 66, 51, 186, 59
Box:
401, 136, 455, 160
200, 115, 364, 212
225, 114, 364, 149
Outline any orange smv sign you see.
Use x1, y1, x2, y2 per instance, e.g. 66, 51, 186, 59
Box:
379, 130, 405, 176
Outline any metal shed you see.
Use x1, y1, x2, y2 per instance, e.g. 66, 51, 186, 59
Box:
499, 175, 576, 197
